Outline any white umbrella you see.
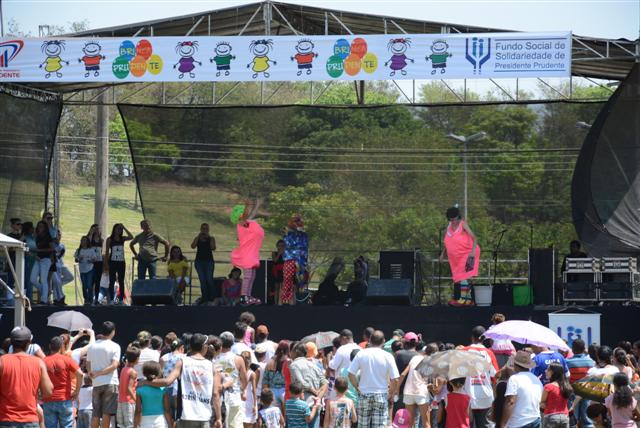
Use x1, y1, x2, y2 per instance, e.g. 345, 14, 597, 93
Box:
484, 320, 570, 351
300, 331, 339, 349
47, 310, 93, 332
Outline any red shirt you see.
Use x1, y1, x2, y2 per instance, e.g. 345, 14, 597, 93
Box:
294, 53, 315, 65
118, 366, 137, 403
44, 353, 80, 402
283, 359, 292, 401
0, 353, 42, 422
445, 392, 470, 428
543, 383, 569, 415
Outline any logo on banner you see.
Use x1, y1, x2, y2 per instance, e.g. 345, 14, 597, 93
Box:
384, 38, 414, 76
425, 40, 452, 75
78, 41, 106, 78
210, 41, 235, 77
465, 37, 491, 74
326, 38, 377, 79
248, 39, 276, 79
0, 40, 24, 67
40, 40, 70, 78
291, 39, 318, 76
174, 41, 202, 79
113, 39, 163, 79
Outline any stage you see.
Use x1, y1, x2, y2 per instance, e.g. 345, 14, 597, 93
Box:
1, 304, 637, 349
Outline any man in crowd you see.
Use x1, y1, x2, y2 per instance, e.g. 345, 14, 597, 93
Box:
132, 331, 160, 380
463, 326, 499, 428
0, 326, 53, 427
129, 219, 170, 280
42, 336, 83, 428
218, 332, 248, 428
230, 322, 257, 364
501, 351, 543, 428
289, 343, 328, 428
87, 321, 121, 428
566, 339, 595, 428
348, 330, 399, 428
255, 324, 276, 361
329, 329, 362, 399
531, 345, 569, 384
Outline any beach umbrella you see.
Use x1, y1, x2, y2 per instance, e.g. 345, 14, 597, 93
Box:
300, 331, 339, 349
572, 374, 615, 402
483, 320, 570, 351
47, 310, 93, 332
415, 350, 491, 379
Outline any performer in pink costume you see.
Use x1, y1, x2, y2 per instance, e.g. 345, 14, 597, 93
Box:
230, 201, 265, 305
439, 206, 480, 306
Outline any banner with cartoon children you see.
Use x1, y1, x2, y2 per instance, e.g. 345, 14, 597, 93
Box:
0, 32, 571, 83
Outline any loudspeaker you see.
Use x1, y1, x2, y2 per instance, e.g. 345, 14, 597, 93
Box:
252, 260, 268, 304
131, 279, 177, 305
529, 248, 555, 305
366, 278, 413, 305
564, 282, 598, 301
379, 251, 414, 281
492, 284, 514, 306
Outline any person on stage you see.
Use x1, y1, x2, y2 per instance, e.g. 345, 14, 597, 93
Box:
439, 205, 480, 307
280, 214, 309, 306
230, 201, 265, 305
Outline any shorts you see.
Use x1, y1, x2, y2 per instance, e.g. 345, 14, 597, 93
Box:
116, 402, 135, 428
92, 385, 118, 417
176, 421, 209, 428
140, 415, 167, 428
403, 394, 429, 406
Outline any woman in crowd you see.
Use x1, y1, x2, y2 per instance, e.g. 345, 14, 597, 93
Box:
280, 214, 308, 306
87, 224, 104, 305
31, 220, 55, 304
50, 230, 73, 306
439, 205, 480, 307
191, 223, 216, 305
75, 236, 98, 305
540, 362, 572, 427
105, 223, 133, 304
490, 313, 515, 368
612, 348, 635, 381
263, 340, 289, 411
271, 240, 285, 305
604, 373, 640, 426
167, 246, 189, 304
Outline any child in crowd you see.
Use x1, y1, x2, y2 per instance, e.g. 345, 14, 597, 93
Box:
586, 403, 610, 428
257, 389, 284, 428
541, 362, 572, 427
117, 346, 140, 428
75, 236, 97, 306
240, 312, 256, 347
285, 383, 321, 428
217, 268, 242, 306
135, 361, 172, 428
604, 373, 640, 427
242, 351, 258, 427
77, 374, 93, 428
167, 246, 189, 304
444, 377, 470, 428
323, 377, 357, 428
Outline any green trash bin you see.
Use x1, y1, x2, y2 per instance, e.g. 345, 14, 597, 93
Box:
513, 284, 533, 306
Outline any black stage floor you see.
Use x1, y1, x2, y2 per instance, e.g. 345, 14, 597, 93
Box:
1, 305, 637, 349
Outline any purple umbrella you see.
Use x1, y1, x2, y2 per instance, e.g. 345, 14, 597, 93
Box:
484, 320, 570, 352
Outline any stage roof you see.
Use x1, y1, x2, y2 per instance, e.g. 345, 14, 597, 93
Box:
23, 1, 639, 93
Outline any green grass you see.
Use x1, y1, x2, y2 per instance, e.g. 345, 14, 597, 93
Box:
58, 182, 280, 304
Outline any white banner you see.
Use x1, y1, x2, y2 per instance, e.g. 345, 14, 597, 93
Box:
0, 32, 571, 83
548, 313, 601, 347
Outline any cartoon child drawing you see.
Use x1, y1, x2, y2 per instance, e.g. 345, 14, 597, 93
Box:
39, 40, 69, 78
247, 39, 276, 79
173, 41, 202, 79
384, 38, 414, 76
425, 40, 452, 75
78, 41, 106, 78
290, 39, 318, 76
209, 41, 235, 77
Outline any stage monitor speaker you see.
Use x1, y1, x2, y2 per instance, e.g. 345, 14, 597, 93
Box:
529, 248, 555, 305
379, 251, 414, 281
564, 282, 598, 301
366, 278, 413, 305
131, 279, 176, 305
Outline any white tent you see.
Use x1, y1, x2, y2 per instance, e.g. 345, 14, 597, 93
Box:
0, 233, 27, 327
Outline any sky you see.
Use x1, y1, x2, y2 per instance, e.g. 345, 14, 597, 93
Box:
2, 0, 638, 40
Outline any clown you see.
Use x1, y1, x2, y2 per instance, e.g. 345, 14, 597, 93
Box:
230, 201, 264, 305
280, 214, 309, 305
439, 205, 481, 306
384, 38, 414, 76
173, 41, 202, 79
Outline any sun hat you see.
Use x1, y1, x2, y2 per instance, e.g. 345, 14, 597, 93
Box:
513, 350, 536, 369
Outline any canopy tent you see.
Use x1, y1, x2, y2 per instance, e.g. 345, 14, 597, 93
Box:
0, 232, 27, 328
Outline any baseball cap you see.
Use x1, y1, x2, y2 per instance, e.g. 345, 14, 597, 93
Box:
392, 409, 411, 428
256, 325, 269, 336
392, 329, 405, 338
403, 332, 419, 342
255, 343, 269, 354
10, 326, 32, 341
513, 350, 536, 369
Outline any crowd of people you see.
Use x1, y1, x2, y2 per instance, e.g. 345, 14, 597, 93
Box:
0, 311, 639, 428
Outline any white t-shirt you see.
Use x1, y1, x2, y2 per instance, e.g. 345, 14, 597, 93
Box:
587, 365, 620, 376
348, 346, 399, 394
330, 342, 361, 372
181, 356, 214, 421
78, 386, 93, 411
134, 348, 161, 379
463, 346, 497, 409
504, 371, 543, 428
87, 339, 121, 387
231, 341, 257, 364
9, 343, 42, 356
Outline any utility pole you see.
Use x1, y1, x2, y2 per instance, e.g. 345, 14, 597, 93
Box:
95, 91, 109, 243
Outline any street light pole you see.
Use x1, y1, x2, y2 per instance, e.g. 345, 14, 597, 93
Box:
446, 131, 487, 219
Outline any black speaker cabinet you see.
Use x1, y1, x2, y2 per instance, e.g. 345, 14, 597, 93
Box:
529, 248, 555, 305
366, 278, 413, 305
379, 251, 415, 281
131, 279, 177, 305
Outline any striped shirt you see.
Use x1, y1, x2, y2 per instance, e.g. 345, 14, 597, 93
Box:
285, 398, 310, 427
566, 354, 595, 383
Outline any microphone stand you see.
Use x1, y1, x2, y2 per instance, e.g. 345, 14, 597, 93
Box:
492, 229, 508, 287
